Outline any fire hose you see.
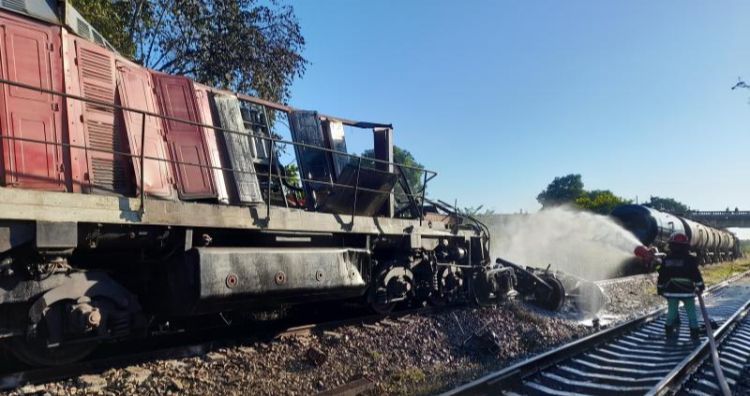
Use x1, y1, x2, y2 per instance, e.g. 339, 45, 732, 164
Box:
696, 290, 731, 396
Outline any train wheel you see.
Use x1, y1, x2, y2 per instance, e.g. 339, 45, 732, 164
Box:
9, 336, 97, 367
534, 276, 565, 311
369, 263, 413, 315
9, 299, 102, 366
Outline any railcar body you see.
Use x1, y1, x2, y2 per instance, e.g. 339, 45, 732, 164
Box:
611, 204, 740, 264
0, 2, 514, 366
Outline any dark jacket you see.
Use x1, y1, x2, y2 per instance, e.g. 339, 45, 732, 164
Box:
657, 252, 704, 298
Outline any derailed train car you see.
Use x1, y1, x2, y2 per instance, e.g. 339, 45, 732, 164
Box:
0, 2, 517, 365
611, 204, 741, 264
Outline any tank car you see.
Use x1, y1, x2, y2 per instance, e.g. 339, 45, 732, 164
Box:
0, 2, 518, 366
611, 204, 740, 264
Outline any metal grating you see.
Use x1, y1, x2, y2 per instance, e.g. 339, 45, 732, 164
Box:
2, 0, 25, 12
76, 17, 91, 40
76, 41, 129, 194
91, 158, 129, 192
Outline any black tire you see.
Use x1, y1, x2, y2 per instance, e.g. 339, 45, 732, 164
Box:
9, 336, 97, 367
535, 276, 565, 311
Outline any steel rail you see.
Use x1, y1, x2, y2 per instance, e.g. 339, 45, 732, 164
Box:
676, 303, 750, 394
441, 270, 750, 396
645, 292, 750, 395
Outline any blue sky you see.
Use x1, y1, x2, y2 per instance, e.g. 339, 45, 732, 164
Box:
289, 1, 750, 214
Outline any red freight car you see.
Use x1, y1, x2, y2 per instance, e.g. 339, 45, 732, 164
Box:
152, 72, 217, 200
115, 57, 176, 199
65, 34, 132, 195
0, 11, 66, 191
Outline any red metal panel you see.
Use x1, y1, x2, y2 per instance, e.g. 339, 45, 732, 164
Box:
115, 58, 175, 199
62, 30, 87, 192
151, 72, 216, 200
193, 83, 229, 203
0, 14, 66, 191
66, 37, 130, 195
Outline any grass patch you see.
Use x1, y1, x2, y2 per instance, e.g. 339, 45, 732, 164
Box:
701, 259, 750, 286
389, 367, 427, 395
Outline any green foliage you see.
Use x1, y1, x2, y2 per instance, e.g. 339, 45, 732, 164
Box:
538, 174, 630, 214
72, 0, 307, 102
69, 0, 137, 57
283, 163, 300, 188
536, 174, 585, 207
646, 196, 689, 214
363, 146, 424, 202
575, 190, 631, 215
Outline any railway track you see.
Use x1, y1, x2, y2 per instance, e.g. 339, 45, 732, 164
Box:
675, 302, 750, 395
444, 271, 750, 396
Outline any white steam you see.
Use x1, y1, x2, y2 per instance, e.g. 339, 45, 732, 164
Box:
481, 206, 641, 281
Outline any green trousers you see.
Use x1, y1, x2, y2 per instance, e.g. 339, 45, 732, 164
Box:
665, 297, 698, 329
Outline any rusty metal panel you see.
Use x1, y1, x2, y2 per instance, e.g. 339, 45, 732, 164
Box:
66, 37, 130, 195
0, 14, 66, 191
289, 110, 332, 209
151, 72, 216, 200
212, 94, 263, 205
114, 58, 175, 199
193, 83, 229, 204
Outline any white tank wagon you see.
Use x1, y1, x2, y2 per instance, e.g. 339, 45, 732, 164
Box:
612, 205, 741, 264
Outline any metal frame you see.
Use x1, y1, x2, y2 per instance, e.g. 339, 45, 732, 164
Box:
0, 76, 436, 224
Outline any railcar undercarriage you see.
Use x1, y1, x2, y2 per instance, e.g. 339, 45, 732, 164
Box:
0, 2, 590, 367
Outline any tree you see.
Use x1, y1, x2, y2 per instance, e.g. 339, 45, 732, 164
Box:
72, 0, 307, 102
283, 163, 300, 188
363, 146, 424, 202
70, 0, 138, 57
575, 190, 630, 215
536, 174, 585, 207
646, 196, 689, 214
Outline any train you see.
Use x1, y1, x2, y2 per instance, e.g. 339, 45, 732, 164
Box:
611, 204, 742, 264
0, 1, 549, 366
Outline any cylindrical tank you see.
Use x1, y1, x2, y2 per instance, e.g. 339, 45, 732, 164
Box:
680, 218, 707, 250
612, 205, 738, 263
611, 205, 686, 247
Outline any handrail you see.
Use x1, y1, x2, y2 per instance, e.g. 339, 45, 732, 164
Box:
0, 76, 433, 222
0, 76, 430, 174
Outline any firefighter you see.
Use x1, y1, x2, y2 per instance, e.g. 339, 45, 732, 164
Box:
657, 233, 705, 340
